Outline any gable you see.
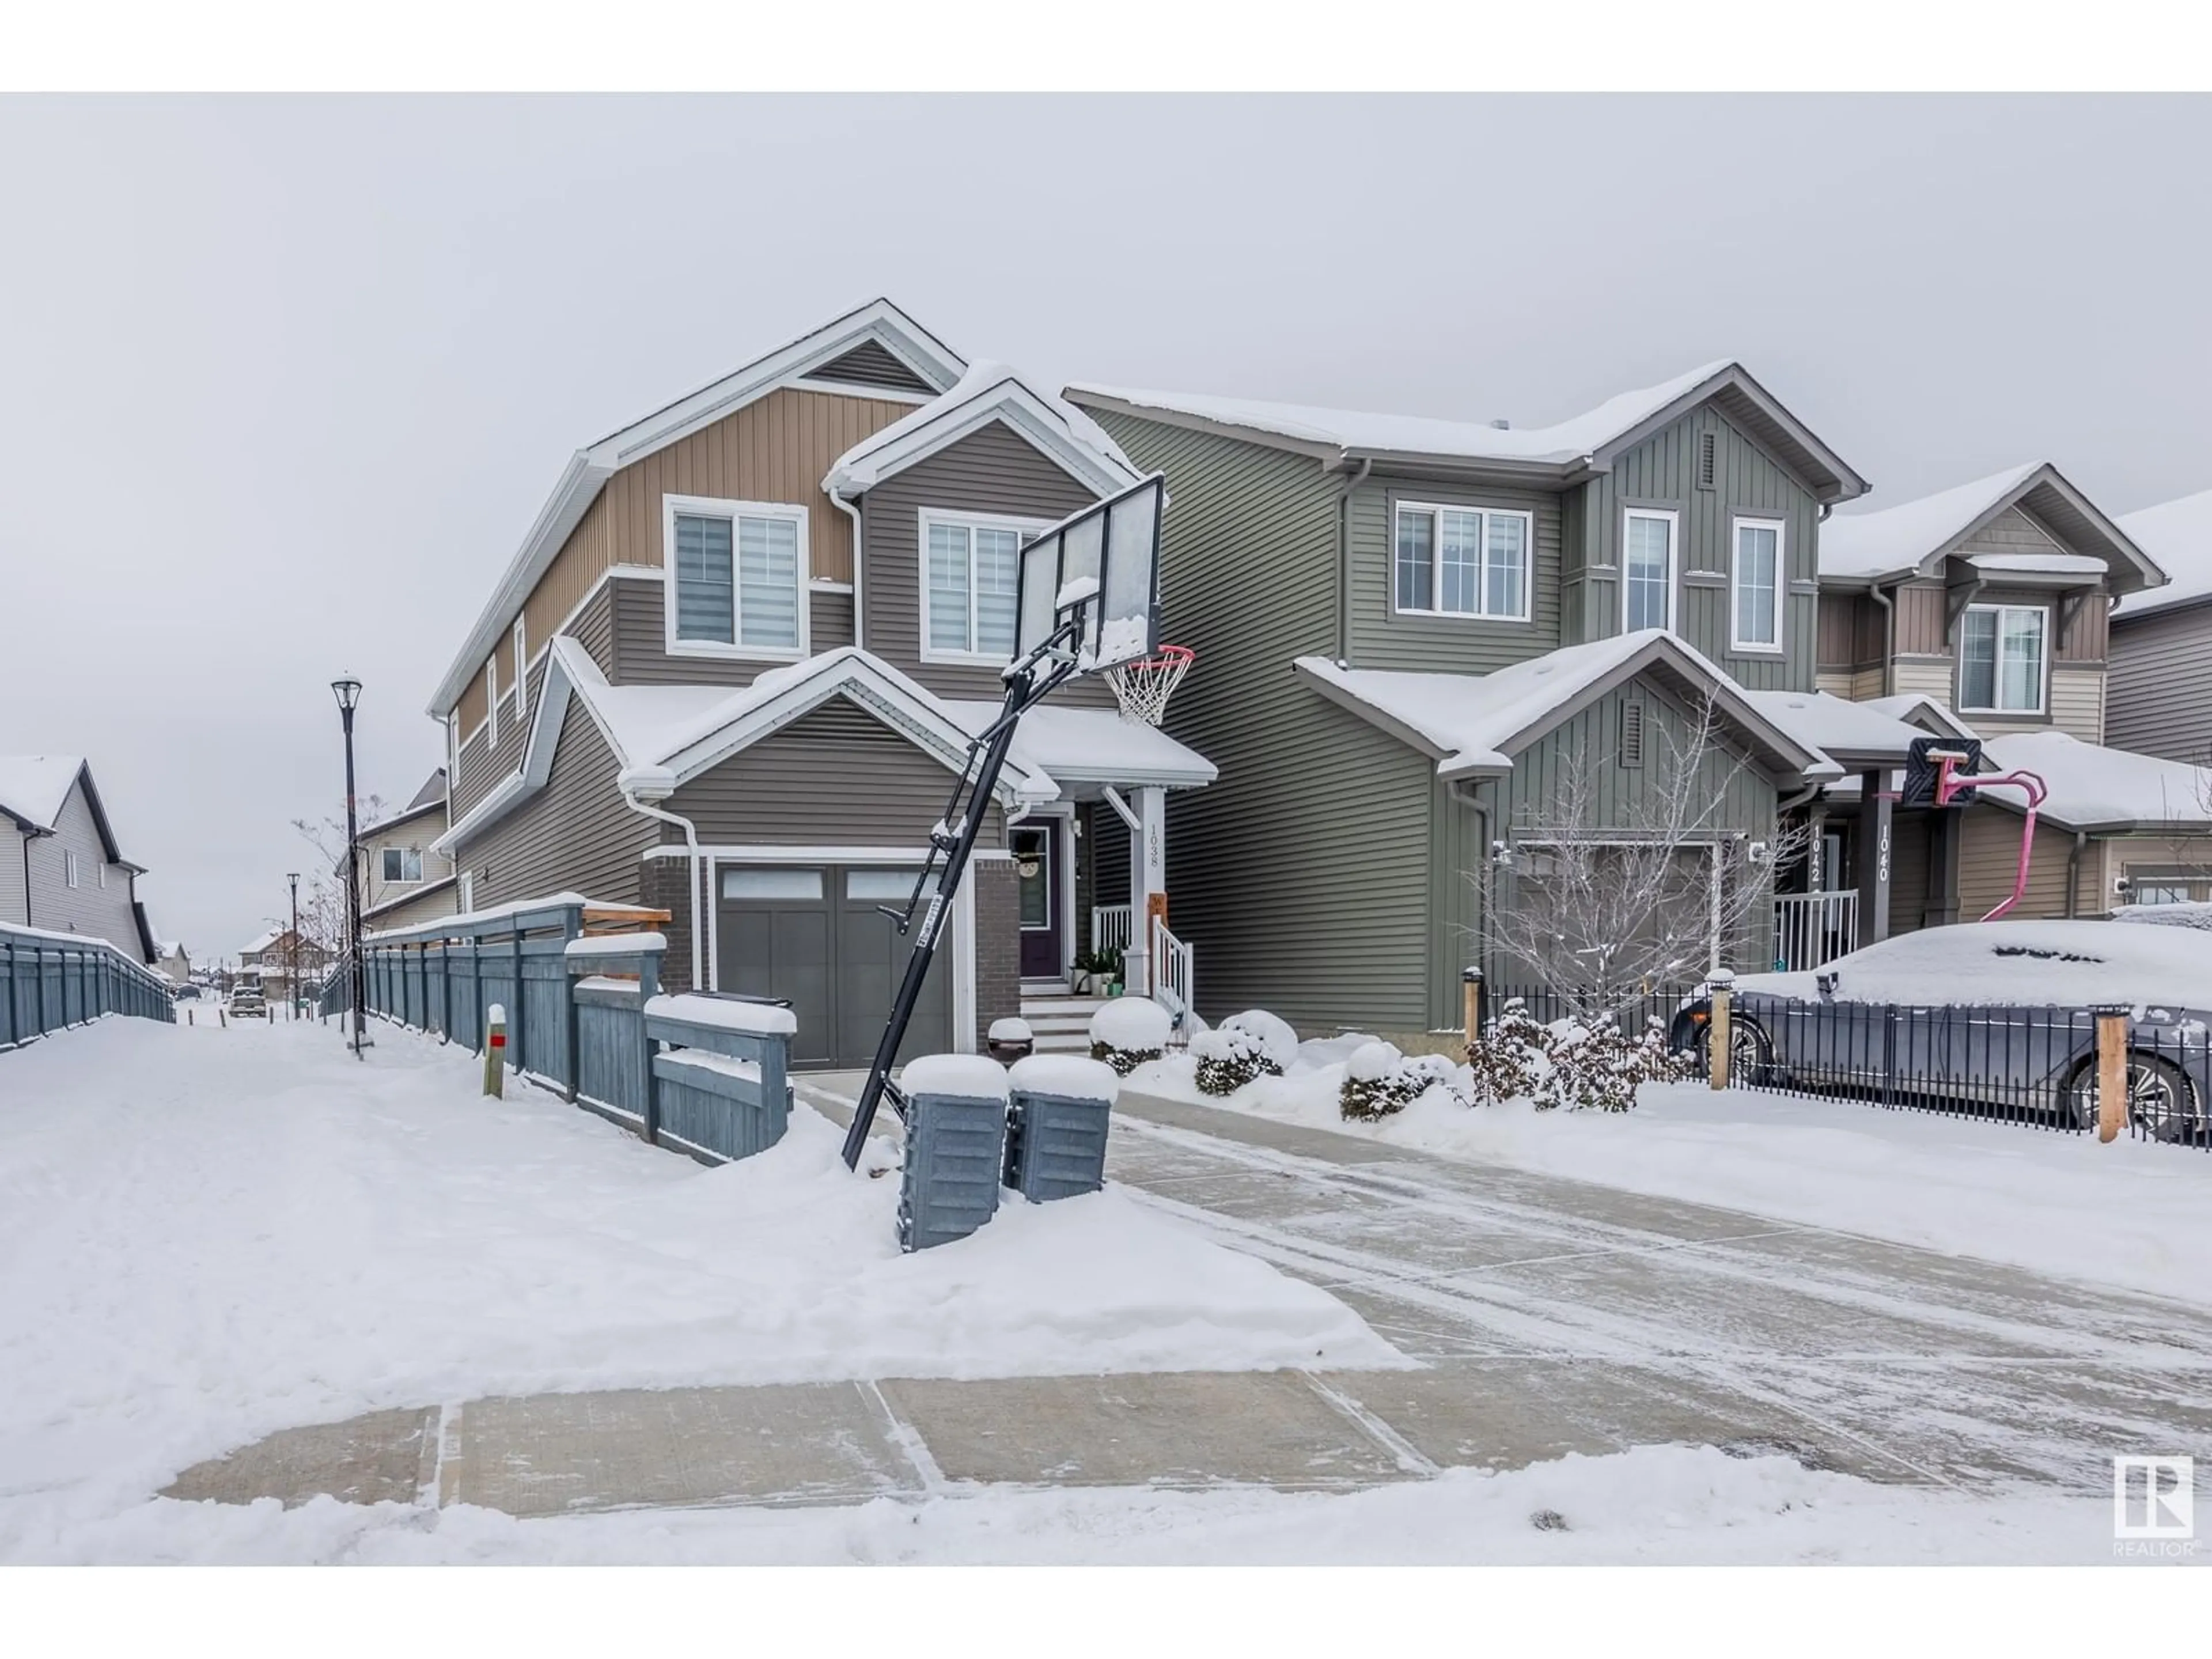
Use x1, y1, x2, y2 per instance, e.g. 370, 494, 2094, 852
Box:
812, 339, 938, 396
1957, 505, 2062, 558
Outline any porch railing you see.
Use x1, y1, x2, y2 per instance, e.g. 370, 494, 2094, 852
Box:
1772, 889, 1858, 973
1150, 914, 1194, 1026
1090, 904, 1133, 959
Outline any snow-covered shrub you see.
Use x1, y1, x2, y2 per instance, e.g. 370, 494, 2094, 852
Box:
1465, 998, 1551, 1107
1403, 1051, 1472, 1107
1191, 1022, 1282, 1096
1088, 995, 1172, 1076
1338, 1043, 1472, 1121
1533, 1016, 1695, 1112
1221, 1009, 1300, 1071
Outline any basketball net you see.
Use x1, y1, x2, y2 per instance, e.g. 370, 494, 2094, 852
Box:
1103, 644, 1194, 727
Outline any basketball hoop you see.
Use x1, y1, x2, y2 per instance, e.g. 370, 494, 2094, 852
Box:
1104, 645, 1193, 727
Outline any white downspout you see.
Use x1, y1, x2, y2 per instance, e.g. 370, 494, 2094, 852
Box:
829, 486, 865, 649
619, 786, 705, 992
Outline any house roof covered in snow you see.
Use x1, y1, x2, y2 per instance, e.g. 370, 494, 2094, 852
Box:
1817, 461, 2164, 594
825, 361, 1143, 502
1292, 631, 1841, 785
426, 298, 968, 718
1739, 690, 1958, 771
1974, 730, 2212, 834
1066, 361, 1869, 503
0, 753, 135, 866
358, 771, 449, 841
941, 700, 1216, 791
2113, 488, 2212, 622
240, 927, 283, 956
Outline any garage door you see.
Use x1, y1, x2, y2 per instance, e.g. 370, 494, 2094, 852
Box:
715, 865, 953, 1069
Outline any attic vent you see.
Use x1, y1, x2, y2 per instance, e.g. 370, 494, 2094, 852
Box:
1696, 430, 1718, 490
1620, 699, 1646, 768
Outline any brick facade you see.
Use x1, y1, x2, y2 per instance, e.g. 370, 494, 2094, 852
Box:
972, 855, 1021, 1045
638, 855, 703, 995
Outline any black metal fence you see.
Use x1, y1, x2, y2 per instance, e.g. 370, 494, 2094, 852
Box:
1483, 984, 1695, 1041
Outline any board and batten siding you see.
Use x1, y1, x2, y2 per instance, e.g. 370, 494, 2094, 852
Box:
450, 691, 654, 911
1346, 478, 1563, 672
662, 698, 1005, 849
1575, 405, 1822, 690
445, 386, 915, 718
855, 421, 1113, 706
1089, 410, 1440, 1035
2108, 606, 2212, 763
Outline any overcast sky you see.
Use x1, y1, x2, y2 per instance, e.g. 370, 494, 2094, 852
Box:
2, 94, 2206, 959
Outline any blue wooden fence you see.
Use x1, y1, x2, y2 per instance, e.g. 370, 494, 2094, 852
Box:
344, 899, 793, 1165
1, 922, 177, 1049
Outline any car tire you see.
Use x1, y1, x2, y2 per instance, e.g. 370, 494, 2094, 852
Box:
1699, 1013, 1774, 1088
2066, 1051, 2198, 1140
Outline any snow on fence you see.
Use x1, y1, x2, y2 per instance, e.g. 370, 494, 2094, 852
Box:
346, 898, 795, 1165
0, 922, 176, 1050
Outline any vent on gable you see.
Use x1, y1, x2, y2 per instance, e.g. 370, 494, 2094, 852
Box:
1620, 699, 1646, 768
811, 338, 937, 395
1696, 430, 1718, 491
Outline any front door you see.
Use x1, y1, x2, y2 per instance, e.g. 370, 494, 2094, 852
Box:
1013, 824, 1062, 979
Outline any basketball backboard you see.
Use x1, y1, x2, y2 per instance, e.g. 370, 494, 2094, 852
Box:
1903, 736, 1982, 806
1014, 474, 1164, 673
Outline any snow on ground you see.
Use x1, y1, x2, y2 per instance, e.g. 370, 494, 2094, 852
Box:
1735, 917, 2212, 1009
0, 1015, 1391, 1553
1131, 1048, 2212, 1306
11, 1444, 2151, 1566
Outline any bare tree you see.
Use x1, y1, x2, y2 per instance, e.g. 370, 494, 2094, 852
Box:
289, 796, 387, 995
1476, 687, 1813, 1028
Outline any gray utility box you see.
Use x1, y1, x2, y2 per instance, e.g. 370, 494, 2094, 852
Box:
1003, 1087, 1111, 1203
897, 1090, 1009, 1253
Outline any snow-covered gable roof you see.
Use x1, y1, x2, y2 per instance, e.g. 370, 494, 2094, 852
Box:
826, 362, 1143, 501
0, 754, 86, 832
427, 298, 967, 719
941, 700, 1217, 790
1856, 694, 1979, 742
1293, 631, 1841, 783
1740, 690, 1953, 771
2114, 488, 2212, 621
1067, 361, 1868, 503
1976, 730, 2212, 834
1819, 461, 2164, 594
240, 927, 282, 956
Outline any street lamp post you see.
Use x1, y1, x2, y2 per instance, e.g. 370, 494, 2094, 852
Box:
286, 872, 300, 1021
331, 676, 367, 1057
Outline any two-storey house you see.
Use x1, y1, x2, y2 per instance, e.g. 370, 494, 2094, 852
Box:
422, 300, 1214, 1069
0, 755, 160, 962
357, 769, 459, 933
1062, 363, 1959, 1045
2109, 488, 2212, 768
1812, 463, 2205, 928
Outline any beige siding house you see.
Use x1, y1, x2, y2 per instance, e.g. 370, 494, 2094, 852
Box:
357, 770, 460, 933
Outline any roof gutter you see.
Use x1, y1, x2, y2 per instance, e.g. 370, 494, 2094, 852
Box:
618, 778, 706, 993
2066, 829, 2086, 919
828, 484, 866, 647
1869, 577, 1900, 698
1335, 455, 1373, 662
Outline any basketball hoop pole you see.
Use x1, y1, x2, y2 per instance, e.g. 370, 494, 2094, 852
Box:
1933, 753, 2049, 922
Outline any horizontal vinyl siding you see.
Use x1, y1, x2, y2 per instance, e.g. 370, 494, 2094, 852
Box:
568, 579, 616, 676
663, 698, 1005, 849
1090, 408, 1431, 1035
2108, 608, 2212, 763
857, 421, 1113, 706
610, 576, 769, 688
21, 781, 141, 953
2105, 835, 2212, 908
0, 826, 22, 923
810, 588, 855, 650
450, 653, 545, 820
362, 883, 461, 933
1959, 810, 2092, 921
1816, 670, 1855, 699
1349, 479, 1562, 671
453, 691, 653, 910
1889, 660, 1952, 705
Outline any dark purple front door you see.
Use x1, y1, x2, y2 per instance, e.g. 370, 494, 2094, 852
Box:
1013, 824, 1061, 979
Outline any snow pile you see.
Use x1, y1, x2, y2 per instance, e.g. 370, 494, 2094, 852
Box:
899, 1053, 1010, 1101
567, 931, 667, 958
1221, 1009, 1299, 1069
1089, 996, 1172, 1074
987, 1016, 1033, 1044
2113, 901, 2212, 933
1736, 918, 2212, 1010
1340, 1042, 1467, 1122
2116, 486, 2212, 618
0, 1019, 1393, 1554
1007, 1054, 1119, 1101
1978, 730, 2212, 832
644, 992, 797, 1038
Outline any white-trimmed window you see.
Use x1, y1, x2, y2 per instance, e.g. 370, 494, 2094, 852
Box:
65, 850, 79, 888
1959, 603, 2047, 714
1730, 516, 1785, 652
511, 616, 528, 722
1392, 502, 1532, 620
921, 510, 1041, 662
1622, 509, 1677, 632
458, 871, 475, 914
665, 494, 808, 659
485, 658, 498, 746
97, 861, 107, 889
381, 847, 424, 884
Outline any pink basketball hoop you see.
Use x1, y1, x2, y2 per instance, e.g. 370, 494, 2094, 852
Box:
1104, 644, 1194, 727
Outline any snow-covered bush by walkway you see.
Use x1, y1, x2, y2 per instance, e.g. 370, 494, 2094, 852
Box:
1089, 996, 1172, 1075
1465, 1001, 1694, 1113
1191, 1020, 1284, 1096
1339, 1043, 1469, 1122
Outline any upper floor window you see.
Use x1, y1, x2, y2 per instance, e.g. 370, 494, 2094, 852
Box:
664, 495, 808, 660
485, 658, 498, 746
1393, 503, 1532, 621
1622, 509, 1677, 632
381, 847, 424, 884
921, 512, 1041, 662
1730, 516, 1785, 653
65, 849, 79, 888
511, 617, 528, 723
1959, 604, 2047, 714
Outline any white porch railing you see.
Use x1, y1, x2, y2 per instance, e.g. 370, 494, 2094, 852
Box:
1090, 904, 1134, 959
1773, 889, 1858, 973
1150, 914, 1194, 1025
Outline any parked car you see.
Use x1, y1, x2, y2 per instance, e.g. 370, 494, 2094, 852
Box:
173, 983, 201, 1001
227, 984, 268, 1019
1670, 921, 2211, 1138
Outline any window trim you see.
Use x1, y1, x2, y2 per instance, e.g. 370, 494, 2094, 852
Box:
1728, 514, 1787, 655
1956, 601, 2050, 715
65, 849, 79, 888
1389, 500, 1536, 623
916, 507, 1054, 665
485, 658, 498, 747
1620, 507, 1680, 634
381, 846, 423, 885
511, 616, 528, 722
661, 493, 812, 663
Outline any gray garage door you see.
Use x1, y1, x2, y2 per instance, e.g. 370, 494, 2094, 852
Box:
716, 866, 953, 1069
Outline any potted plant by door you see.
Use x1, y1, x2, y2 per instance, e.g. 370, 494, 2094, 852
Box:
1074, 946, 1119, 997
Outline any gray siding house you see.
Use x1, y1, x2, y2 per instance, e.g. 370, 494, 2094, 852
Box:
1066, 363, 1889, 1044
422, 301, 1214, 1067
0, 755, 159, 961
2109, 488, 2212, 766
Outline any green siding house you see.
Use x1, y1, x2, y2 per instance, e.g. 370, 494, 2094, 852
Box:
1067, 362, 1898, 1047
